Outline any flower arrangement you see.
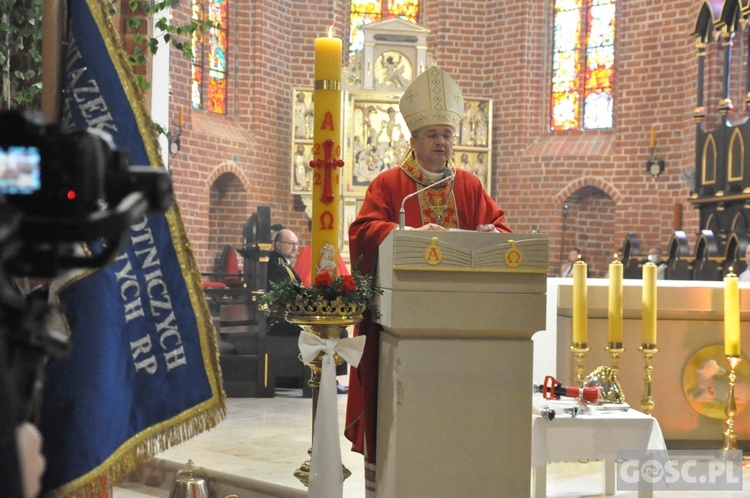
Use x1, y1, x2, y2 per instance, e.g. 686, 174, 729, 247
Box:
261, 264, 382, 320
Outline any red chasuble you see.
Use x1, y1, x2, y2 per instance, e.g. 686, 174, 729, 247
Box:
345, 155, 511, 478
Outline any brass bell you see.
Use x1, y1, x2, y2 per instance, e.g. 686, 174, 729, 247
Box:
168, 460, 210, 498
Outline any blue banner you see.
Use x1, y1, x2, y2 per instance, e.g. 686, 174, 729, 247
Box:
38, 0, 225, 495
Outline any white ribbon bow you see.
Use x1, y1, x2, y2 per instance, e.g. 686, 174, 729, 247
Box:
298, 331, 366, 498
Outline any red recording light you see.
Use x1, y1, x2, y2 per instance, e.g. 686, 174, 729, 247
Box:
67, 190, 76, 200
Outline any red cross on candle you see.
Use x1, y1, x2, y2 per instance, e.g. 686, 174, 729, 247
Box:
309, 138, 344, 205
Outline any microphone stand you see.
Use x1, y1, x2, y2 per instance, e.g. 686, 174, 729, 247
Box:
398, 168, 454, 230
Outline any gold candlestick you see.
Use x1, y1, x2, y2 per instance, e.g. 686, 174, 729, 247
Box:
605, 342, 626, 403
606, 341, 625, 375
639, 344, 658, 415
571, 342, 590, 384
723, 355, 743, 451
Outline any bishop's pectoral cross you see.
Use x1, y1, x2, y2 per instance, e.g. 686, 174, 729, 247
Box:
431, 195, 449, 225
309, 138, 344, 205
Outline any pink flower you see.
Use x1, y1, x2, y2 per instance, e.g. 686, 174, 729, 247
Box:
314, 272, 333, 288
340, 275, 357, 293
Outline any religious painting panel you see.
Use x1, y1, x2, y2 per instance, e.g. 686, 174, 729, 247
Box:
453, 150, 490, 189
290, 88, 314, 194
453, 97, 492, 191
291, 142, 314, 193
373, 50, 414, 91
344, 90, 408, 195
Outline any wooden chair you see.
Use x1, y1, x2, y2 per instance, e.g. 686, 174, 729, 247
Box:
692, 230, 722, 281
622, 233, 645, 279
666, 230, 692, 280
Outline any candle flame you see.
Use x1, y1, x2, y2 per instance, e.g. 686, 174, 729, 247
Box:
328, 23, 335, 38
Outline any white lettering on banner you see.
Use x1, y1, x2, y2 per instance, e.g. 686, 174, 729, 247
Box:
115, 252, 155, 373
129, 335, 157, 374
62, 35, 118, 135
114, 217, 188, 374
113, 254, 146, 322
131, 217, 187, 372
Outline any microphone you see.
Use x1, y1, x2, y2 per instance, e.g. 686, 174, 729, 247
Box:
398, 168, 454, 230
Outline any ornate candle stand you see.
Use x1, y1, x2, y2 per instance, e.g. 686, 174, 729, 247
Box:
606, 342, 624, 376
638, 344, 659, 415
285, 307, 363, 487
605, 342, 626, 402
722, 355, 743, 451
570, 342, 590, 384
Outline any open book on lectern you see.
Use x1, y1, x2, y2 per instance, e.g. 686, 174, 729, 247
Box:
379, 230, 549, 273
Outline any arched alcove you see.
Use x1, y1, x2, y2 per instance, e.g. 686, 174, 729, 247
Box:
559, 185, 616, 278
208, 172, 247, 272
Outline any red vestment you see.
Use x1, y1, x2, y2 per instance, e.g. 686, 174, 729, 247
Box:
345, 157, 511, 481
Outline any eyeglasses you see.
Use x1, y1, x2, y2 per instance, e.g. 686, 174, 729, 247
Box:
278, 241, 299, 247
417, 131, 455, 142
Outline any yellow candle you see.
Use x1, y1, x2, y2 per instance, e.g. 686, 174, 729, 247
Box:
608, 259, 623, 344
642, 261, 657, 345
311, 32, 343, 282
572, 261, 587, 345
725, 272, 740, 356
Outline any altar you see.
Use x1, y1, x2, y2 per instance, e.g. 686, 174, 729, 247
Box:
554, 278, 750, 448
531, 396, 666, 498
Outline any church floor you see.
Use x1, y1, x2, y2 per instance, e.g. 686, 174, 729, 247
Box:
113, 387, 750, 498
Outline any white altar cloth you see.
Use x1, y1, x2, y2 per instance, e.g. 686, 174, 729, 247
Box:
532, 396, 666, 498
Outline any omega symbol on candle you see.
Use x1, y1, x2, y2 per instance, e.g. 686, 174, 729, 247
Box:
319, 210, 334, 230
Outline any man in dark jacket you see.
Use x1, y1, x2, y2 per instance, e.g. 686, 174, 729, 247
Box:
266, 229, 303, 336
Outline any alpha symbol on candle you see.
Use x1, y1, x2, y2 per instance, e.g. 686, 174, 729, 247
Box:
309, 138, 344, 205
321, 111, 335, 130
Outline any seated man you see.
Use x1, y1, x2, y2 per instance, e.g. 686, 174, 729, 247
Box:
648, 247, 667, 280
266, 228, 303, 336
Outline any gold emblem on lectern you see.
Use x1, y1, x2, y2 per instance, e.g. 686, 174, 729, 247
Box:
504, 240, 522, 267
424, 237, 442, 265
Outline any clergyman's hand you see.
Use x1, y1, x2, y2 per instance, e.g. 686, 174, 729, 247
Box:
477, 224, 498, 233
415, 223, 448, 231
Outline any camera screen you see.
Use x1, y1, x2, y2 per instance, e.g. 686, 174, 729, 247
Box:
0, 146, 41, 195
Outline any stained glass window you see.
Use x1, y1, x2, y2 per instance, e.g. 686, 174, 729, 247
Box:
190, 0, 204, 110
551, 0, 615, 131
349, 0, 420, 53
191, 0, 228, 114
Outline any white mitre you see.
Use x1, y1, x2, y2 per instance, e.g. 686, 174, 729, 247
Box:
398, 66, 464, 134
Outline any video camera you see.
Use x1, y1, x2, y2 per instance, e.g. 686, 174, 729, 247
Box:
0, 109, 173, 422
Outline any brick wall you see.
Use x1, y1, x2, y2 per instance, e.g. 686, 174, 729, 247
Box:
164, 0, 707, 275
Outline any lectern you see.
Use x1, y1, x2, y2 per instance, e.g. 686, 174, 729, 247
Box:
375, 230, 548, 497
